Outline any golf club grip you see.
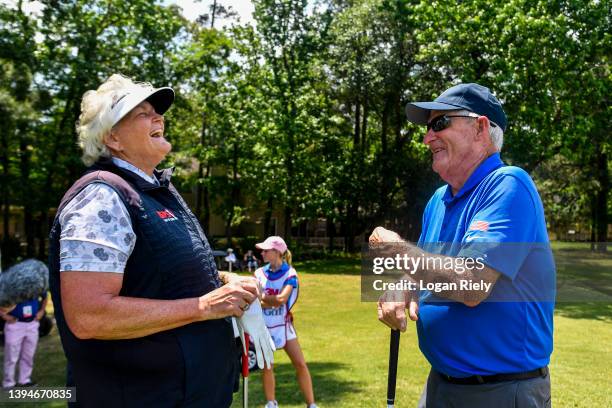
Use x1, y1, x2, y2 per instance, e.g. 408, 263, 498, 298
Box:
241, 333, 250, 378
387, 329, 400, 407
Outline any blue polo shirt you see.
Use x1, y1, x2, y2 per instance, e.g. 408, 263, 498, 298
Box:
416, 153, 555, 377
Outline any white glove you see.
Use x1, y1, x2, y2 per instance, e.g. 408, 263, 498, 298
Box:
236, 300, 276, 369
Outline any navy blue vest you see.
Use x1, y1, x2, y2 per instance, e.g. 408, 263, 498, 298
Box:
49, 159, 239, 407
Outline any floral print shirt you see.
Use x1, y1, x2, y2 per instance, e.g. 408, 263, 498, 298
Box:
58, 158, 156, 273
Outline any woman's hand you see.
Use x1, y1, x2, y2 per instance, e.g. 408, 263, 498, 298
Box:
219, 272, 263, 293
198, 277, 260, 320
1, 313, 17, 323
218, 271, 240, 284
0, 305, 16, 314
261, 284, 293, 308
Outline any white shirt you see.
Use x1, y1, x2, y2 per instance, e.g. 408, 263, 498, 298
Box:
111, 157, 159, 186
58, 158, 158, 273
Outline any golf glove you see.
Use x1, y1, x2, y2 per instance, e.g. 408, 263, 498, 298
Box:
236, 300, 275, 369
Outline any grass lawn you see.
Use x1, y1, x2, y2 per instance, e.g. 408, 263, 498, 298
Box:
2, 243, 610, 407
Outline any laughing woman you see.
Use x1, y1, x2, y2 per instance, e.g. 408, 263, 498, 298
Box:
48, 74, 273, 407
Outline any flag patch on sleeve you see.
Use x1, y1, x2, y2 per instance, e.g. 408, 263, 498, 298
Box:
469, 220, 490, 232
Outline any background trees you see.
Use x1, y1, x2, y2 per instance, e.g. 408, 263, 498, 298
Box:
412, 0, 610, 250
0, 0, 609, 266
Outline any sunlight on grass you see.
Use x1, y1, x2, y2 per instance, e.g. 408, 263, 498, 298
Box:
2, 243, 609, 407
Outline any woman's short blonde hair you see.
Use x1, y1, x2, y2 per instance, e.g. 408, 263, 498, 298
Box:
76, 74, 154, 166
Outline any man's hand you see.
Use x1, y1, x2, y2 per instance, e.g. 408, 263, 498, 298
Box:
369, 226, 404, 244
377, 289, 419, 332
35, 309, 45, 321
371, 227, 418, 331
198, 277, 260, 320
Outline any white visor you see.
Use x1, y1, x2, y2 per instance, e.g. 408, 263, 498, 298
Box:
108, 86, 174, 127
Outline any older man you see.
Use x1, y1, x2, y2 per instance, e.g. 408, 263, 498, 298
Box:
372, 83, 555, 407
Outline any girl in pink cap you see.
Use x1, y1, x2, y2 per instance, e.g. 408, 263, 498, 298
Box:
254, 236, 317, 408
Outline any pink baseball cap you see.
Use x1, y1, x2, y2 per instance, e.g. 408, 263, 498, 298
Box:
255, 236, 288, 253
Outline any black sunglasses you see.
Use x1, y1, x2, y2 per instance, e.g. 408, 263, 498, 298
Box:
426, 114, 479, 132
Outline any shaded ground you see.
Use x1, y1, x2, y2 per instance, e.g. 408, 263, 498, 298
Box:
0, 243, 610, 407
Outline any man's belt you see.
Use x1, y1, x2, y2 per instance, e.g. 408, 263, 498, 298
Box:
439, 366, 548, 385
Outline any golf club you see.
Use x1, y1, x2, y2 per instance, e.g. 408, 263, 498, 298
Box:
387, 329, 400, 408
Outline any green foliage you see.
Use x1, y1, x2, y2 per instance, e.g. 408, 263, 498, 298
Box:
0, 0, 609, 255
411, 0, 610, 240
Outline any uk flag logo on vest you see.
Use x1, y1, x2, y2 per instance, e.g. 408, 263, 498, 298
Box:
156, 209, 178, 222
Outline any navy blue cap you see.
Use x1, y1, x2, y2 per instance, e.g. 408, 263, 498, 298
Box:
405, 83, 507, 131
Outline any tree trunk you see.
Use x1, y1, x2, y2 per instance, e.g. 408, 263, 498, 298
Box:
195, 163, 204, 220
381, 97, 389, 156
19, 129, 35, 257
195, 110, 205, 217
590, 192, 597, 251
37, 212, 48, 259
210, 0, 218, 28
200, 2, 220, 235
361, 97, 368, 151
67, 63, 93, 185
327, 217, 336, 252
354, 101, 361, 147
284, 113, 296, 241
379, 96, 392, 221
284, 206, 292, 241
24, 205, 34, 257
341, 219, 347, 252
195, 108, 211, 235
1, 125, 10, 241
225, 216, 232, 248
595, 149, 608, 252
264, 197, 273, 237
394, 93, 402, 145
226, 142, 240, 245
346, 202, 357, 252
203, 165, 211, 235
1, 197, 8, 241
43, 83, 77, 197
